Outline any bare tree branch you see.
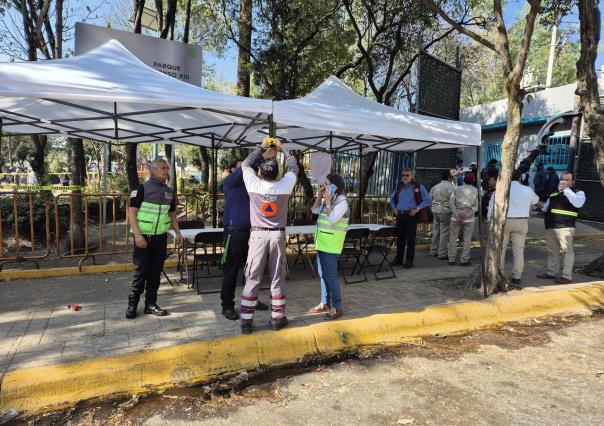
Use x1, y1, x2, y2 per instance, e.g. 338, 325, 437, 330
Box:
420, 0, 497, 52
510, 0, 542, 80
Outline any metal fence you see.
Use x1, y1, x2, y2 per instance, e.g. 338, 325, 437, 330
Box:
0, 190, 401, 271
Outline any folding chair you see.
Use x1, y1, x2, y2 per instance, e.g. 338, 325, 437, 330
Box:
360, 226, 398, 280
338, 227, 370, 284
290, 218, 317, 277
176, 220, 204, 279
191, 231, 224, 294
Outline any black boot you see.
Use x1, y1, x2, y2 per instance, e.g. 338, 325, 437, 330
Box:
126, 294, 139, 319
144, 304, 168, 316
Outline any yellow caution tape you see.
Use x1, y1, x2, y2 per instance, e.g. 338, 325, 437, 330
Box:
0, 185, 81, 191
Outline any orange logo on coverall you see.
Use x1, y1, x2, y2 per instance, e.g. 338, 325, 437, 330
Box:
260, 195, 278, 217
261, 201, 278, 217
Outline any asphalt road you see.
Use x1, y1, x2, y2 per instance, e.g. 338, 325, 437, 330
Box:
22, 311, 604, 426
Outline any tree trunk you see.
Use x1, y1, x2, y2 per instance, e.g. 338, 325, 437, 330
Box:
484, 85, 524, 294
199, 147, 210, 191
237, 0, 253, 97
164, 144, 177, 192
182, 0, 192, 43
356, 151, 377, 222
155, 0, 164, 33
124, 143, 139, 191
127, 0, 146, 191
54, 0, 63, 59
291, 152, 314, 219
576, 0, 604, 276
133, 0, 146, 33
68, 137, 86, 251
160, 0, 177, 39
28, 135, 48, 185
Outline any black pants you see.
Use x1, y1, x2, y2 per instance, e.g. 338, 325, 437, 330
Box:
129, 233, 168, 306
220, 229, 250, 309
395, 212, 418, 262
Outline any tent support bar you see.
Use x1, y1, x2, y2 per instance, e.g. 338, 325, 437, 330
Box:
113, 103, 118, 140
268, 114, 276, 138
211, 134, 218, 228
476, 145, 486, 297
359, 145, 364, 221
232, 113, 264, 145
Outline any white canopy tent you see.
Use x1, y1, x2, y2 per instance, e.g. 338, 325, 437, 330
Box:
0, 39, 271, 147
245, 76, 481, 153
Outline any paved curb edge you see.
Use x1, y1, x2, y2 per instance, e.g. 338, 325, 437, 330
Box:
2, 233, 603, 282
1, 282, 603, 416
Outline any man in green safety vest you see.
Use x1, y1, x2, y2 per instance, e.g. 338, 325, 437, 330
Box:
537, 172, 586, 284
126, 158, 182, 319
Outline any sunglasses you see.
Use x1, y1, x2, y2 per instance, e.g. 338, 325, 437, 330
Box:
402, 174, 411, 177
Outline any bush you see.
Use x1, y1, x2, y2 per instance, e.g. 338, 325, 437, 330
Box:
83, 173, 129, 194
0, 193, 55, 237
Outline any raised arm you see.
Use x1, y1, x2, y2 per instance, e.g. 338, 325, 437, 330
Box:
281, 145, 299, 176
563, 188, 586, 208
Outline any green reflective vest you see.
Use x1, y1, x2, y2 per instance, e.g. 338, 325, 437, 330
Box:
545, 190, 579, 229
133, 179, 174, 235
137, 201, 172, 235
315, 196, 349, 254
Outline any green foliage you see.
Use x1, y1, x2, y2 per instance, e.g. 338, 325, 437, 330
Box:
508, 6, 579, 86
176, 0, 230, 55
0, 193, 54, 234
180, 186, 225, 224
249, 0, 355, 99
459, 5, 580, 107
83, 173, 130, 194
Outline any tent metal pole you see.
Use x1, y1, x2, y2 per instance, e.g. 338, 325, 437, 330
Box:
358, 145, 364, 223
268, 114, 276, 138
476, 144, 486, 296
211, 134, 217, 228
0, 118, 3, 166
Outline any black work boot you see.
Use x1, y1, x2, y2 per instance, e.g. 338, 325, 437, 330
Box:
222, 308, 240, 321
270, 316, 288, 331
126, 294, 139, 319
144, 304, 168, 316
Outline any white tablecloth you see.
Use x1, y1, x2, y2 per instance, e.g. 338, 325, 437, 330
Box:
170, 223, 389, 240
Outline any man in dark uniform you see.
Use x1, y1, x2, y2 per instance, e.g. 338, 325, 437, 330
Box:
126, 158, 182, 319
220, 153, 275, 320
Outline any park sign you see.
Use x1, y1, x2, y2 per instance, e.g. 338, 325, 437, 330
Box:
75, 22, 202, 86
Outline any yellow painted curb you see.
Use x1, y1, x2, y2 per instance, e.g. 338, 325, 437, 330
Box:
1, 282, 603, 416
0, 260, 184, 282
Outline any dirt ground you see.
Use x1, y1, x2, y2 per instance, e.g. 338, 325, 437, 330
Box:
14, 311, 604, 426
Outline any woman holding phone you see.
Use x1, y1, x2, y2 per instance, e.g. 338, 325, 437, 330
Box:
307, 174, 349, 320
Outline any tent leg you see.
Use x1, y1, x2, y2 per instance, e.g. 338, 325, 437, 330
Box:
0, 118, 3, 164
269, 114, 276, 138
211, 135, 217, 228
358, 145, 363, 223
476, 145, 486, 296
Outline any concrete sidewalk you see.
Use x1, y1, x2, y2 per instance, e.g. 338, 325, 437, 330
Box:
1, 233, 603, 376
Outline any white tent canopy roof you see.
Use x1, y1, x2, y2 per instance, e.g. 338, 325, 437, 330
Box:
0, 39, 271, 147
245, 76, 481, 152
